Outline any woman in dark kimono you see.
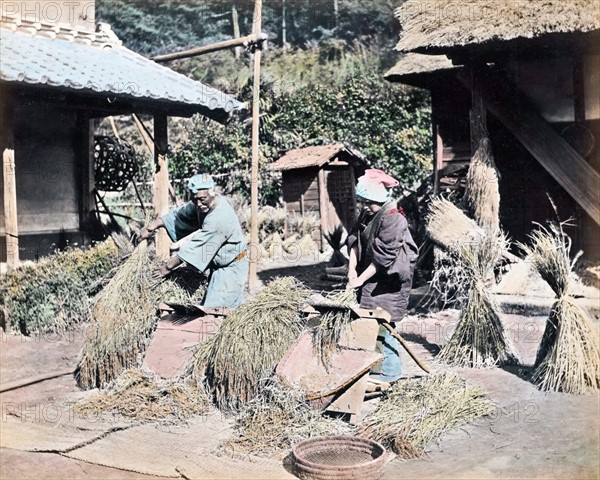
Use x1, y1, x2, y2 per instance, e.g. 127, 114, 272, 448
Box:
346, 169, 418, 383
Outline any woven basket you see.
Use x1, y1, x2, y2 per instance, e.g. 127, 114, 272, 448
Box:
291, 436, 387, 480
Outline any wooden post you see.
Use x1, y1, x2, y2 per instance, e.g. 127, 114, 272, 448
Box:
3, 147, 18, 270
317, 169, 329, 252
232, 4, 241, 59
153, 114, 170, 259
469, 64, 487, 155
248, 0, 263, 291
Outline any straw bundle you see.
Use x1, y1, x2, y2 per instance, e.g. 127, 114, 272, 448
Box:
191, 277, 311, 411
312, 289, 358, 367
426, 198, 485, 253
358, 373, 495, 458
438, 235, 516, 367
226, 381, 353, 456
464, 138, 500, 236
76, 368, 210, 421
76, 241, 158, 389
519, 223, 600, 393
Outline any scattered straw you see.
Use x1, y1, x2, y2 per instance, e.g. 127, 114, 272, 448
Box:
190, 277, 311, 411
358, 372, 495, 458
519, 222, 600, 393
226, 381, 353, 457
76, 368, 210, 421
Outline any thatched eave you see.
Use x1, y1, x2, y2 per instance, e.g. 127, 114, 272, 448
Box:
395, 0, 600, 54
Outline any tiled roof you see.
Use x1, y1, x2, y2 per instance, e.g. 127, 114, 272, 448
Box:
0, 27, 244, 120
271, 144, 367, 171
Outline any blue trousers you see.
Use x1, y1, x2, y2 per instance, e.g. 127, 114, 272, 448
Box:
370, 323, 402, 382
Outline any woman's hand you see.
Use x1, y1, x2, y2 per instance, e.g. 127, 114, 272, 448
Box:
346, 277, 363, 290
139, 227, 156, 241
152, 264, 171, 280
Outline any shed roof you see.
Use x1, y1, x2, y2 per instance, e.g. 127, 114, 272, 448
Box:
0, 26, 243, 121
395, 0, 600, 54
384, 53, 457, 84
270, 144, 367, 171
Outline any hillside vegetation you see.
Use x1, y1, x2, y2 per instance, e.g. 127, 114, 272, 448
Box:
96, 0, 431, 205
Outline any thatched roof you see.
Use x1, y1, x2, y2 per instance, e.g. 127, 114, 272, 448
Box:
384, 53, 456, 84
395, 0, 600, 53
270, 144, 367, 171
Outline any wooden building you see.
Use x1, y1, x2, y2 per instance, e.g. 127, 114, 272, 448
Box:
386, 0, 600, 259
271, 144, 368, 250
0, 1, 243, 266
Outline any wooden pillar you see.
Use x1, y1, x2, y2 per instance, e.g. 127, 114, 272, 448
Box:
153, 114, 170, 259
469, 64, 487, 154
317, 169, 328, 252
248, 0, 263, 291
3, 145, 18, 271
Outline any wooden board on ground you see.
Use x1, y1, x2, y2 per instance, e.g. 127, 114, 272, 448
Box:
327, 317, 380, 423
276, 317, 381, 423
142, 312, 223, 379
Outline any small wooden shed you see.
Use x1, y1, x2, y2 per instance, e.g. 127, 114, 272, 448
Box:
271, 144, 368, 250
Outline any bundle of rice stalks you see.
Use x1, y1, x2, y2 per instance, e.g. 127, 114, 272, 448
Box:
267, 232, 285, 260
0, 240, 120, 335
464, 138, 500, 236
428, 246, 471, 307
226, 381, 353, 457
298, 233, 318, 256
519, 223, 600, 393
76, 368, 210, 421
288, 211, 319, 239
438, 235, 516, 367
312, 289, 358, 367
324, 225, 348, 267
157, 266, 207, 304
357, 373, 495, 458
190, 277, 311, 410
76, 241, 159, 389
426, 198, 485, 253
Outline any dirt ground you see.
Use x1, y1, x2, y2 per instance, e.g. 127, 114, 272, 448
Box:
1, 255, 599, 480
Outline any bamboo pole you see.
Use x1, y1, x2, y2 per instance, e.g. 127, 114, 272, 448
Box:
3, 148, 18, 271
152, 33, 267, 63
154, 114, 170, 259
248, 0, 263, 291
232, 4, 241, 59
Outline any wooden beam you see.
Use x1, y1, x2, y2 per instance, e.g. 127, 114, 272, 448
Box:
153, 114, 170, 259
459, 68, 600, 225
3, 148, 18, 270
152, 33, 267, 63
248, 0, 263, 291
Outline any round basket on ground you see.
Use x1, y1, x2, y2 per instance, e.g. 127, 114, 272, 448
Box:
291, 436, 387, 480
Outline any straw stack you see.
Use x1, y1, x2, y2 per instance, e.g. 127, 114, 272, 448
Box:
520, 222, 600, 393
190, 277, 311, 410
427, 199, 516, 367
464, 137, 500, 236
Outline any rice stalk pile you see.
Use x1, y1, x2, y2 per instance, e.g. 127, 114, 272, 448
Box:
76, 241, 158, 389
226, 381, 353, 457
464, 137, 500, 236
76, 368, 210, 421
426, 198, 485, 253
357, 373, 495, 458
312, 289, 358, 367
519, 223, 600, 393
0, 240, 120, 335
190, 277, 311, 411
438, 235, 516, 367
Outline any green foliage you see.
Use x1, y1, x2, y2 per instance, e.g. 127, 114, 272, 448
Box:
0, 241, 120, 335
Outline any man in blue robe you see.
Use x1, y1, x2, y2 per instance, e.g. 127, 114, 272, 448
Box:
140, 174, 248, 308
